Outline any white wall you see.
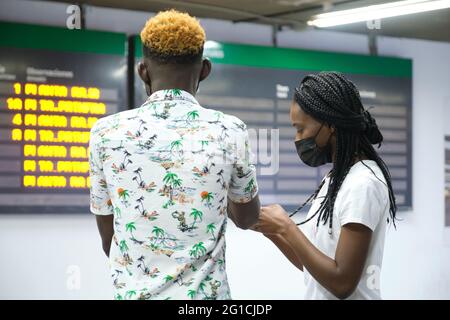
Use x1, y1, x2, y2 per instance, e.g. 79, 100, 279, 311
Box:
1, 0, 450, 300
377, 37, 450, 299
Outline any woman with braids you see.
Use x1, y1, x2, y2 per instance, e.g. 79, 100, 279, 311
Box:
251, 71, 397, 300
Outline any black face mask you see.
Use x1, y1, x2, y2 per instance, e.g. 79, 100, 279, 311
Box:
295, 123, 332, 167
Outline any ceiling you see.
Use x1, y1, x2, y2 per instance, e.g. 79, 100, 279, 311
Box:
48, 0, 450, 42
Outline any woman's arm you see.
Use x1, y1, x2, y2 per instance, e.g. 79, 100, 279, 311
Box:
264, 233, 304, 271
255, 204, 372, 299
282, 221, 372, 299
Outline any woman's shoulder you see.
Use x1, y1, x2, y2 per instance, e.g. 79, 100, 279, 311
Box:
340, 160, 389, 202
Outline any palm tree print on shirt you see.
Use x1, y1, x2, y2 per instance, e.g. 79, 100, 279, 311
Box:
151, 226, 165, 247
117, 239, 133, 276
200, 191, 214, 209
117, 188, 131, 207
186, 110, 199, 123
111, 150, 133, 174
137, 134, 157, 150
132, 167, 156, 193
125, 222, 136, 239
190, 208, 203, 229
89, 89, 258, 299
137, 256, 160, 278
206, 223, 216, 241
187, 289, 197, 299
170, 139, 184, 156
189, 242, 207, 259
244, 178, 257, 196
160, 171, 183, 208
126, 119, 148, 140
135, 196, 159, 221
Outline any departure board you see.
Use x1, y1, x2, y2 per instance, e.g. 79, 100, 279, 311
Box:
0, 22, 127, 213
133, 39, 412, 211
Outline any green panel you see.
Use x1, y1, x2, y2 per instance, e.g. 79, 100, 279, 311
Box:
134, 36, 411, 78
0, 21, 126, 55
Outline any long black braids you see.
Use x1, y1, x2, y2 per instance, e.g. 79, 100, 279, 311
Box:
290, 72, 397, 233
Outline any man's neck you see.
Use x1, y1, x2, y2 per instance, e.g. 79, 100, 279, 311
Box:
150, 72, 198, 97
151, 83, 196, 96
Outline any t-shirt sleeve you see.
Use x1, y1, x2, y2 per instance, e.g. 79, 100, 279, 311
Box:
88, 122, 114, 216
227, 124, 259, 204
337, 177, 387, 231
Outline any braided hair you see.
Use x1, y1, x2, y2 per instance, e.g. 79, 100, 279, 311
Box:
290, 71, 397, 233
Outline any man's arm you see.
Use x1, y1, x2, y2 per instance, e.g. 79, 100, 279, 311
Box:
227, 121, 261, 229
89, 120, 115, 257
95, 215, 114, 257
227, 195, 260, 229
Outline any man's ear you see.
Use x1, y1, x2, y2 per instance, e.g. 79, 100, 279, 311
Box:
199, 58, 212, 82
138, 61, 152, 95
138, 62, 150, 84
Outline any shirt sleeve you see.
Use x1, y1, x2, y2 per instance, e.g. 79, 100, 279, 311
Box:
227, 125, 259, 203
337, 177, 387, 231
88, 122, 114, 216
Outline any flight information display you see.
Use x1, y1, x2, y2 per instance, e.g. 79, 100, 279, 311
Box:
0, 22, 127, 213
134, 39, 412, 212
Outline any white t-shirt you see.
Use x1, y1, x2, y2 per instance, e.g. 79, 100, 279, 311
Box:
300, 160, 390, 300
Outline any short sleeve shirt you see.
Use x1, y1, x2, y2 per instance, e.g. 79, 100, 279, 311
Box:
89, 89, 258, 300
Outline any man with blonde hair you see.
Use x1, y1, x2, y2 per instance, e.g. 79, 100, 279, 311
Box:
90, 9, 260, 300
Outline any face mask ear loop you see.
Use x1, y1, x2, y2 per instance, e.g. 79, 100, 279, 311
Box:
313, 123, 325, 141
315, 123, 334, 156
323, 125, 333, 150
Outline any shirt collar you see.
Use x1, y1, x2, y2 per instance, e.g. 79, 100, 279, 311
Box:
145, 89, 200, 106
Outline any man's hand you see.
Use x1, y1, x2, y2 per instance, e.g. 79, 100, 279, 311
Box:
95, 215, 114, 257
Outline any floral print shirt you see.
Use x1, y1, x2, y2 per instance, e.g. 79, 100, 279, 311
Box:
89, 89, 258, 300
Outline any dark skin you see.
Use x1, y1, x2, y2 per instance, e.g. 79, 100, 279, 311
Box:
96, 55, 260, 257
137, 56, 211, 96
251, 100, 372, 299
96, 215, 114, 257
227, 196, 261, 230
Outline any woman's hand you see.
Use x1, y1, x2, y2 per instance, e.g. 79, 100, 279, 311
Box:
251, 204, 296, 236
